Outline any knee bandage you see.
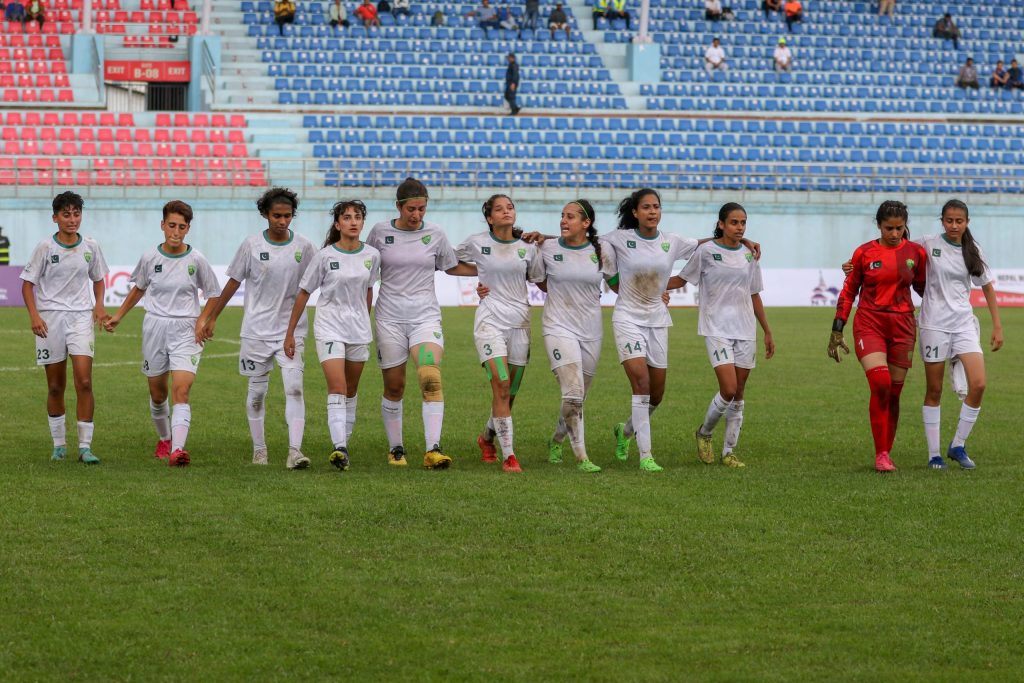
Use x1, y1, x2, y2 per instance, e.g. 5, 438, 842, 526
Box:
417, 364, 443, 402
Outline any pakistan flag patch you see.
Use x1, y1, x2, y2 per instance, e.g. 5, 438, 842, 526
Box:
554, 254, 563, 262
869, 261, 882, 270
661, 242, 670, 253
932, 248, 941, 257
259, 252, 270, 261
712, 253, 723, 261
626, 240, 636, 249
385, 236, 394, 244
482, 246, 491, 255
421, 235, 432, 245
330, 261, 339, 270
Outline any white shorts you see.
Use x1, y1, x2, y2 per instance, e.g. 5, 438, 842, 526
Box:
475, 322, 530, 366
543, 335, 601, 376
612, 320, 669, 369
142, 315, 203, 377
919, 324, 982, 362
316, 338, 370, 364
239, 337, 305, 376
375, 318, 444, 369
704, 336, 756, 369
35, 310, 94, 365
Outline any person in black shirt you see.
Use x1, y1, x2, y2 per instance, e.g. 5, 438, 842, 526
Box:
505, 53, 521, 115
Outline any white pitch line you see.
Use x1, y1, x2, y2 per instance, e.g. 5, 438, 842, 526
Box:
0, 352, 240, 373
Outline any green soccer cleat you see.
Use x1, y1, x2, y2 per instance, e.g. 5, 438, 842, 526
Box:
695, 427, 715, 464
639, 457, 663, 472
577, 459, 601, 473
78, 447, 100, 465
548, 439, 563, 464
330, 446, 350, 471
721, 453, 745, 468
51, 445, 67, 462
613, 422, 632, 461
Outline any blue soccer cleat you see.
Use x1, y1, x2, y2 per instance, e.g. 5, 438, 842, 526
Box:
946, 446, 976, 470
51, 445, 67, 461
927, 456, 946, 470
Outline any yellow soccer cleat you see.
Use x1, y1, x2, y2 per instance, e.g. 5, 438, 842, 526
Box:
423, 447, 452, 470
388, 445, 408, 467
695, 427, 715, 464
721, 453, 746, 468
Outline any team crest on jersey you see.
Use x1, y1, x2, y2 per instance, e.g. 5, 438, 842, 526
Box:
745, 253, 753, 262
84, 252, 92, 263
905, 259, 915, 269
155, 264, 163, 273
482, 246, 491, 255
517, 248, 526, 259
190, 355, 198, 366
590, 254, 599, 264
626, 240, 636, 249
661, 242, 670, 253
385, 236, 395, 244
554, 254, 563, 262
433, 331, 442, 339
259, 252, 270, 261
330, 261, 339, 270
869, 260, 882, 270
188, 264, 196, 276
712, 253, 723, 261
363, 259, 372, 270
50, 255, 59, 264
421, 235, 432, 245
294, 251, 303, 263
932, 248, 941, 257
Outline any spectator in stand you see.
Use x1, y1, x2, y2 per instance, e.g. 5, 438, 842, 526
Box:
592, 0, 607, 29
548, 2, 570, 39
377, 0, 390, 14
990, 60, 1008, 88
705, 0, 722, 21
523, 0, 538, 30
878, 0, 894, 18
956, 57, 979, 89
704, 37, 727, 74
273, 0, 295, 35
933, 13, 959, 50
431, 9, 444, 24
354, 0, 381, 26
783, 0, 801, 32
773, 37, 792, 71
467, 0, 499, 30
5, 0, 25, 21
498, 4, 518, 30
505, 52, 520, 116
328, 0, 349, 26
762, 0, 781, 19
1007, 59, 1023, 90
25, 0, 44, 28
392, 0, 410, 16
607, 0, 630, 29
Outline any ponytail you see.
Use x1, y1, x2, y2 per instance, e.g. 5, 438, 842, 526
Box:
616, 188, 660, 230
941, 199, 985, 277
572, 199, 601, 268
875, 199, 910, 237
714, 202, 745, 238
324, 199, 367, 248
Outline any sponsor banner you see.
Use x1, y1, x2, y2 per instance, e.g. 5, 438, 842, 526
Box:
76, 267, 1024, 309
104, 60, 191, 82
0, 266, 25, 307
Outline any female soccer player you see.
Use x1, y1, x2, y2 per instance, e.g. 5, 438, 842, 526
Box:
535, 200, 608, 473
827, 200, 927, 472
916, 200, 1003, 469
365, 177, 459, 469
20, 191, 109, 464
200, 188, 316, 470
105, 200, 222, 467
668, 203, 775, 468
454, 194, 543, 473
284, 200, 380, 472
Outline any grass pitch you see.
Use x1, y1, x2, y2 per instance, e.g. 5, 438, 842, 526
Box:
0, 307, 1022, 682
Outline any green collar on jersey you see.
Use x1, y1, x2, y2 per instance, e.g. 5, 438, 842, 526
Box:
488, 231, 519, 244
558, 237, 590, 250
391, 219, 424, 232
713, 239, 743, 251
941, 234, 963, 248
158, 244, 192, 258
51, 233, 82, 249
632, 228, 660, 241
263, 229, 293, 246
332, 242, 364, 254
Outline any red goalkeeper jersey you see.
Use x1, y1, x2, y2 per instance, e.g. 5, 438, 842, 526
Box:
835, 238, 928, 323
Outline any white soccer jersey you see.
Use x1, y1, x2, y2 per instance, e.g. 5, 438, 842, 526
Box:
130, 245, 222, 318
226, 229, 316, 340
456, 232, 543, 330
300, 243, 381, 345
537, 238, 613, 342
677, 241, 763, 341
366, 220, 458, 324
601, 229, 698, 327
916, 234, 994, 333
20, 235, 109, 312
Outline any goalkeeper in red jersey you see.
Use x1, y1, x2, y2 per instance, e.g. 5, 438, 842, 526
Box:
827, 200, 928, 472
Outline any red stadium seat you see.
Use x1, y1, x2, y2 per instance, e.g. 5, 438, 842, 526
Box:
118, 142, 135, 156
80, 141, 97, 155
118, 113, 134, 126
211, 143, 227, 157
210, 114, 226, 127
154, 128, 170, 142
115, 128, 132, 142
134, 128, 151, 142
171, 128, 188, 143
39, 88, 55, 102
229, 115, 246, 128
230, 144, 247, 157
227, 130, 244, 144
59, 141, 77, 156
80, 113, 97, 126
78, 128, 95, 141
61, 112, 78, 126
193, 143, 209, 157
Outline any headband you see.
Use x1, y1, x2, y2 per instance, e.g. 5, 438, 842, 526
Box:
573, 201, 589, 220
398, 196, 428, 203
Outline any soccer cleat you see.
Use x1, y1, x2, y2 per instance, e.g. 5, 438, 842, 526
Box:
874, 451, 896, 473
695, 427, 715, 464
477, 435, 498, 463
577, 459, 601, 473
721, 453, 745, 468
154, 439, 171, 460
168, 449, 190, 467
78, 447, 100, 465
613, 422, 632, 461
330, 446, 350, 471
51, 445, 67, 461
387, 445, 408, 467
946, 445, 976, 470
423, 447, 452, 470
287, 447, 310, 470
502, 454, 522, 473
252, 447, 268, 466
547, 439, 563, 464
927, 455, 947, 470
639, 457, 663, 472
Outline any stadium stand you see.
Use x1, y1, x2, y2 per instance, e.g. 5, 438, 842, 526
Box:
0, 23, 74, 102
